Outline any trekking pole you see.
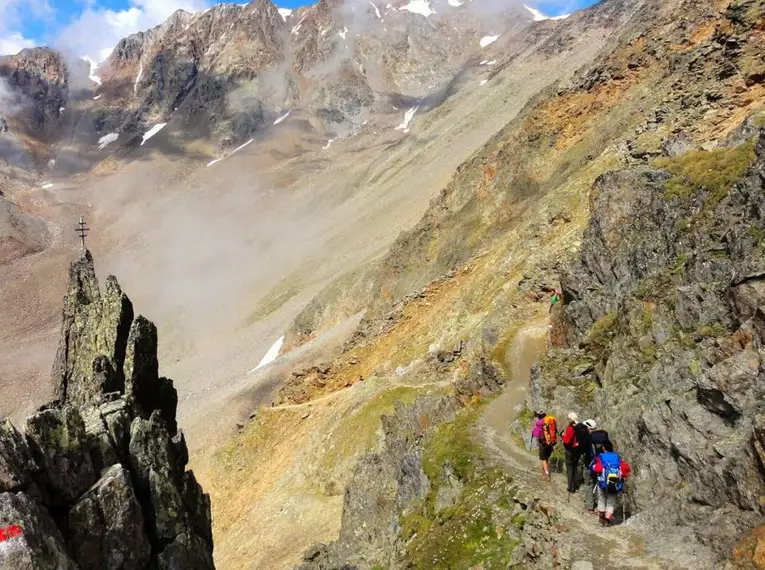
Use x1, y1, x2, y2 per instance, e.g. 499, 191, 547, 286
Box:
623, 482, 628, 523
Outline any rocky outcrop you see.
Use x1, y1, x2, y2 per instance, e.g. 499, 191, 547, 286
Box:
537, 127, 765, 560
297, 394, 457, 569
0, 249, 214, 569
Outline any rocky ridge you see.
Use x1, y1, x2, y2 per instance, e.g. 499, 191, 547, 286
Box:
0, 249, 213, 569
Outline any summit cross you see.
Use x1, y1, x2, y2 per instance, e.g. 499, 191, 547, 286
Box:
76, 216, 89, 250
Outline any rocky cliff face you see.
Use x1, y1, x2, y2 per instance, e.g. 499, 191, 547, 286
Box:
536, 128, 765, 558
0, 250, 213, 569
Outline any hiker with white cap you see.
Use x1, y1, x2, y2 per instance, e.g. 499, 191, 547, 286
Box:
561, 412, 583, 494
583, 419, 612, 512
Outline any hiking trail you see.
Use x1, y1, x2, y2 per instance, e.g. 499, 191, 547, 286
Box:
475, 323, 688, 570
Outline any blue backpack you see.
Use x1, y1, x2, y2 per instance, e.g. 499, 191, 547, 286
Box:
597, 451, 624, 494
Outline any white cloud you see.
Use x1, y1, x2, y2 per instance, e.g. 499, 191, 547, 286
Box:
56, 0, 208, 64
0, 0, 49, 55
0, 31, 35, 56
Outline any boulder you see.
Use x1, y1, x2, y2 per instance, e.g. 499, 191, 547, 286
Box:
0, 492, 76, 570
68, 464, 151, 570
0, 420, 37, 492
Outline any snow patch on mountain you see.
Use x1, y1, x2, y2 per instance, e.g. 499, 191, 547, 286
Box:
141, 123, 166, 146
274, 110, 292, 125
399, 0, 434, 17
251, 335, 285, 372
480, 34, 500, 48
134, 62, 143, 93
395, 106, 419, 133
448, 0, 464, 6
98, 132, 119, 150
278, 8, 292, 21
338, 27, 348, 40
292, 13, 308, 34
369, 1, 382, 19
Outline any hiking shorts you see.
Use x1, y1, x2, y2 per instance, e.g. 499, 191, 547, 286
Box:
538, 443, 554, 461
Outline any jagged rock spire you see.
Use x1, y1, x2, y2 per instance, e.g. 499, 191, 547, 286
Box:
0, 250, 214, 569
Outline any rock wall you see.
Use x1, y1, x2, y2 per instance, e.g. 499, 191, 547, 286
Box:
0, 250, 214, 570
539, 127, 765, 558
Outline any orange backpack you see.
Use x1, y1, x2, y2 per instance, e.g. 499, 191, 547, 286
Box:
543, 415, 558, 446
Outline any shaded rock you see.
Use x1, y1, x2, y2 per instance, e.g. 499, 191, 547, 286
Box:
157, 532, 215, 570
68, 464, 150, 570
24, 406, 96, 505
181, 471, 213, 547
0, 420, 37, 492
0, 492, 76, 570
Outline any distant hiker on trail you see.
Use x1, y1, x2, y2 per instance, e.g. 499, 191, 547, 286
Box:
548, 290, 562, 314
532, 410, 556, 481
562, 412, 584, 494
591, 441, 631, 526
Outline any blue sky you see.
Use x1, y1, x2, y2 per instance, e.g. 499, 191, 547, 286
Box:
0, 0, 598, 60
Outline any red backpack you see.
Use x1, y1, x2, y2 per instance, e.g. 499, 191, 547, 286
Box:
562, 425, 578, 449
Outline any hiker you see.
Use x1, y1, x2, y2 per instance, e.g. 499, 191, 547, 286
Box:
562, 412, 584, 493
531, 410, 556, 481
591, 441, 631, 526
548, 290, 562, 314
582, 419, 611, 511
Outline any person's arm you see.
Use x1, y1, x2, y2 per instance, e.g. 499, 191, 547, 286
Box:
621, 460, 632, 478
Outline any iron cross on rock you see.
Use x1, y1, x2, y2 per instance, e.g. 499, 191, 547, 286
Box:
76, 216, 89, 250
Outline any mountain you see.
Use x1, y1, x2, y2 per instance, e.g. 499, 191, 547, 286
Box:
2, 0, 765, 568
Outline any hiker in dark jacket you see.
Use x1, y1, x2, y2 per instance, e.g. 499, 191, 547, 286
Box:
583, 419, 611, 512
562, 412, 582, 493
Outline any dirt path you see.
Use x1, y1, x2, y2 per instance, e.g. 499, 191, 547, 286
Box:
475, 324, 682, 570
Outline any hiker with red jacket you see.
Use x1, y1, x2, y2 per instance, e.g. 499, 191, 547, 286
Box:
590, 440, 632, 526
562, 411, 586, 494
531, 410, 556, 482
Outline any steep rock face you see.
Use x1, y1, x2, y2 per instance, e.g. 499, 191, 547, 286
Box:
0, 250, 214, 569
0, 48, 70, 137
538, 128, 765, 559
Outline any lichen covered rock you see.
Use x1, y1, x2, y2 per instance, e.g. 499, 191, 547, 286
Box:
0, 250, 214, 569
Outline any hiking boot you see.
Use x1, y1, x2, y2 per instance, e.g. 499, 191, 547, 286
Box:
599, 512, 606, 526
